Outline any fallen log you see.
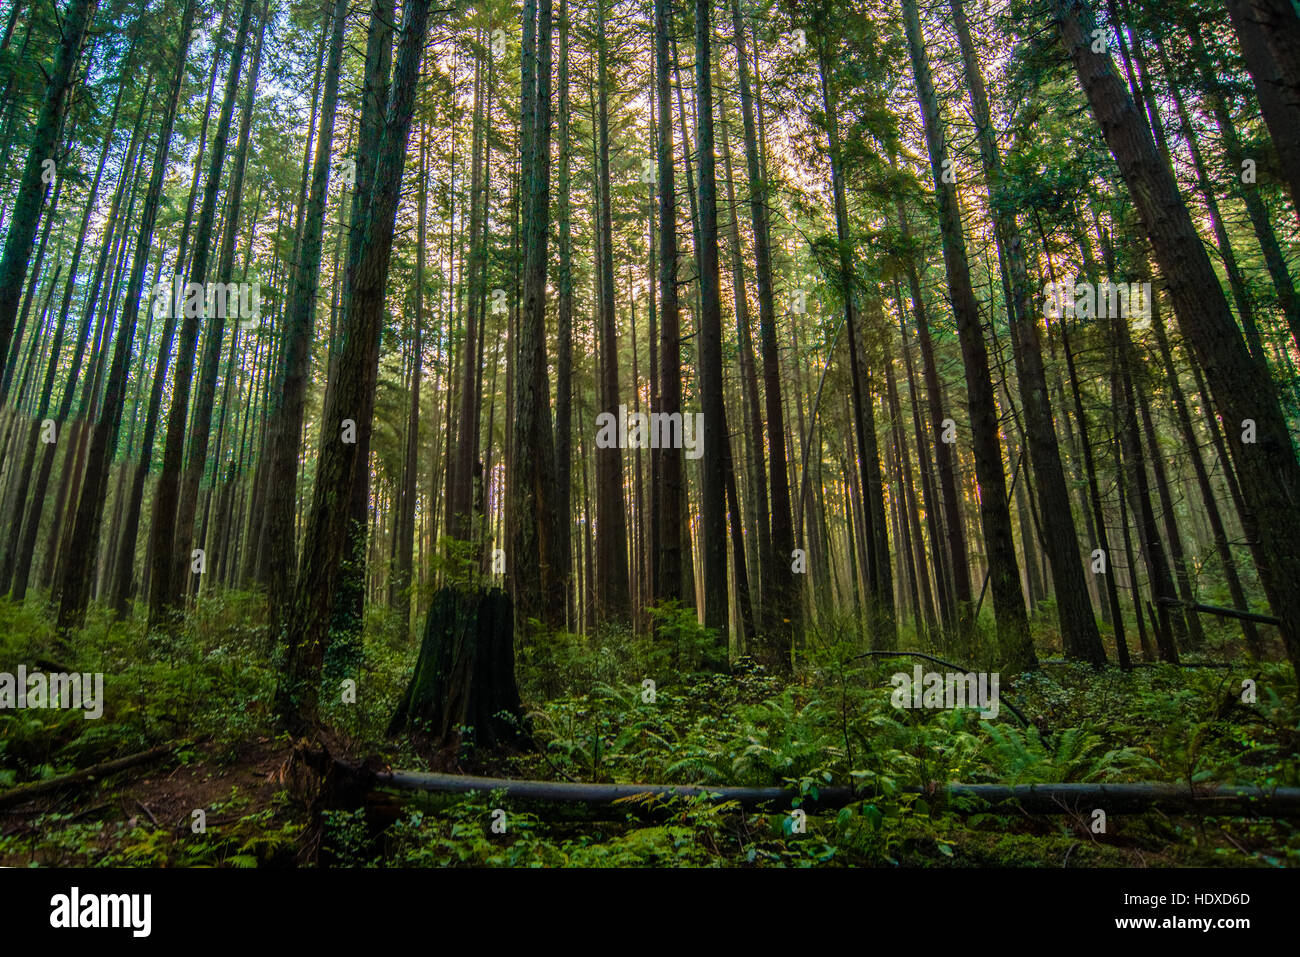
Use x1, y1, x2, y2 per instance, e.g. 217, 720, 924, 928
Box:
0, 741, 187, 811
1039, 658, 1231, 669
369, 769, 1300, 817
1156, 595, 1281, 627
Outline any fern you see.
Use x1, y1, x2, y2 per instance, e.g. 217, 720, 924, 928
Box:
983, 723, 1156, 783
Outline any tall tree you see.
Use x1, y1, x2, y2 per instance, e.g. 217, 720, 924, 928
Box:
511, 0, 563, 628
261, 0, 349, 634
0, 0, 97, 427
56, 0, 199, 633
901, 0, 1034, 671
146, 0, 257, 629
654, 0, 685, 608
594, 0, 631, 623
949, 0, 1104, 666
276, 0, 435, 731
694, 0, 730, 649
731, 0, 797, 665
1055, 0, 1300, 679
1225, 0, 1300, 219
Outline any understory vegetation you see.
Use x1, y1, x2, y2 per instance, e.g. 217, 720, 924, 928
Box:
3, 595, 1296, 867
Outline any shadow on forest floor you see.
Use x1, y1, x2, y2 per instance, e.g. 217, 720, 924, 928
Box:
1, 593, 1297, 867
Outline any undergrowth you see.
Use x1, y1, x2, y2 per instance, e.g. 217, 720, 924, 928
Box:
2, 593, 1297, 867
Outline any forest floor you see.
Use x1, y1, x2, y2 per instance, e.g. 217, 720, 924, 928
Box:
2, 593, 1298, 867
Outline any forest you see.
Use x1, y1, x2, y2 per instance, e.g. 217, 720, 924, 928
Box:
0, 0, 1298, 870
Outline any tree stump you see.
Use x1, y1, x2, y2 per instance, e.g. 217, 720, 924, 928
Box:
387, 586, 529, 755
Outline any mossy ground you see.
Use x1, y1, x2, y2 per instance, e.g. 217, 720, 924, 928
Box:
2, 593, 1296, 867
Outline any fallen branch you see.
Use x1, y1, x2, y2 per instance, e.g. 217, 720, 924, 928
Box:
1156, 595, 1281, 626
0, 742, 187, 811
1039, 658, 1231, 669
369, 768, 1300, 817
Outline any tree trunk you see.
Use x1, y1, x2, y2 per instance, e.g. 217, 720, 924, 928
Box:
276, 0, 434, 732
951, 0, 1103, 665
511, 0, 563, 630
173, 0, 271, 612
261, 0, 348, 635
387, 586, 528, 756
594, 0, 631, 624
1226, 0, 1300, 221
902, 0, 1032, 671
55, 0, 198, 633
654, 0, 684, 608
1056, 0, 1300, 680
147, 0, 257, 630
0, 0, 96, 420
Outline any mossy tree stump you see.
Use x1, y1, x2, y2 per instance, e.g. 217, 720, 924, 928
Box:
388, 586, 529, 753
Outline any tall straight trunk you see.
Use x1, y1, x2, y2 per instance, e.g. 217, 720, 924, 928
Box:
654, 0, 684, 607
0, 0, 96, 412
512, 0, 563, 628
720, 107, 769, 629
730, 0, 796, 659
448, 39, 490, 545
554, 0, 573, 623
594, 0, 631, 622
173, 0, 270, 609
950, 0, 1103, 664
147, 0, 257, 629
55, 0, 198, 633
1056, 0, 1300, 680
276, 0, 433, 731
330, 0, 394, 667
1225, 0, 1300, 221
261, 0, 348, 633
392, 118, 425, 630
901, 0, 1032, 670
693, 0, 729, 646
813, 32, 896, 650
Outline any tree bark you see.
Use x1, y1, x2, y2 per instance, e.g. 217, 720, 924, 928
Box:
276, 0, 435, 731
902, 0, 1033, 670
56, 0, 198, 633
1056, 0, 1300, 680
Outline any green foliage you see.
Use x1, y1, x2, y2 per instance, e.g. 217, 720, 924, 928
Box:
5, 587, 1298, 868
0, 591, 275, 779
982, 723, 1156, 784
